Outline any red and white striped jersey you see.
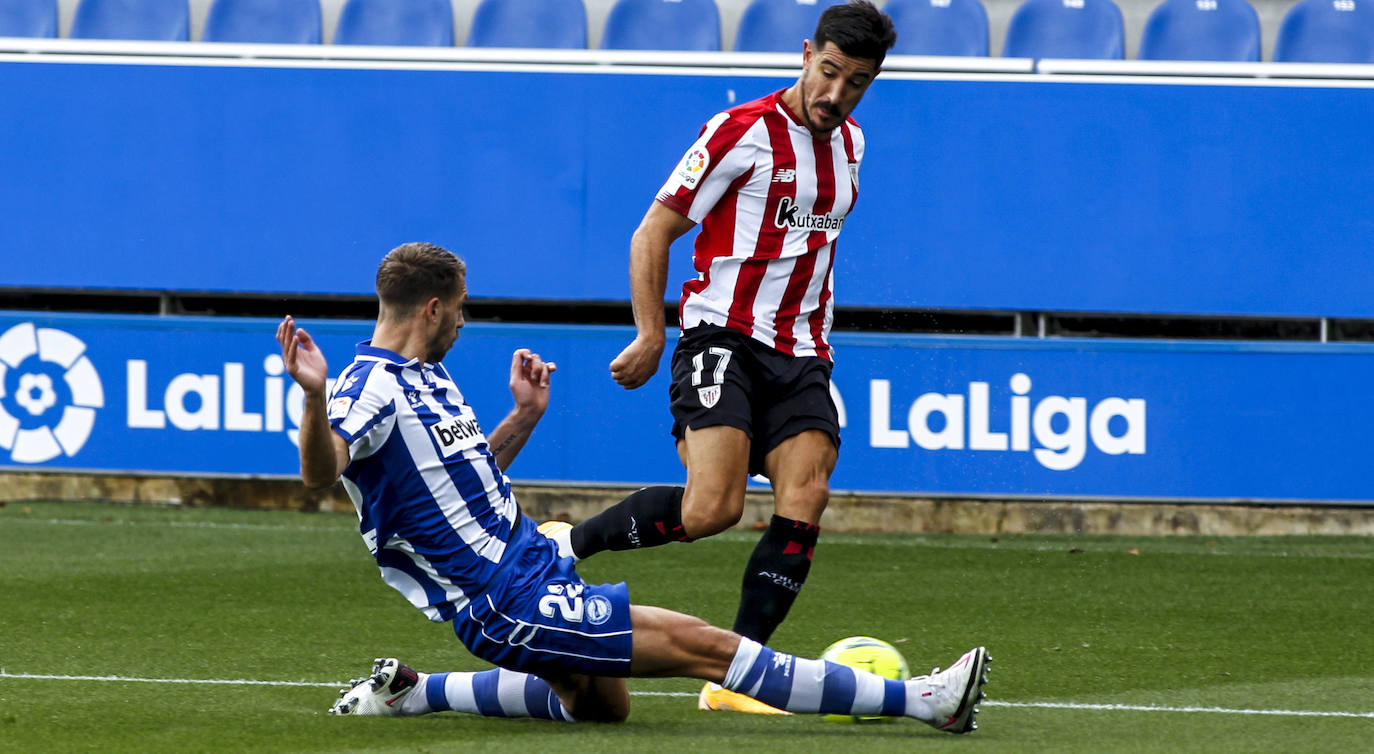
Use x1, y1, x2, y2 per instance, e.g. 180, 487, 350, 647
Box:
656, 89, 864, 362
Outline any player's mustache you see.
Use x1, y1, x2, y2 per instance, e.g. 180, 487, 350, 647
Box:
815, 100, 840, 116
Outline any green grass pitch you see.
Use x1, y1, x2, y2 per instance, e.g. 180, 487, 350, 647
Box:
1, 501, 1370, 752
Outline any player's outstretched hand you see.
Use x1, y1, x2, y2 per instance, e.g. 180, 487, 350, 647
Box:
510, 348, 556, 415
610, 335, 664, 390
277, 315, 329, 395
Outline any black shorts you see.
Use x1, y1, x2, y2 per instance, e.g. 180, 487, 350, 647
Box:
669, 324, 840, 477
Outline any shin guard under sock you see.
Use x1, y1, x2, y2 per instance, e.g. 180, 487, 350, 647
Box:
569, 485, 687, 558
722, 637, 906, 717
732, 515, 820, 644
413, 669, 574, 721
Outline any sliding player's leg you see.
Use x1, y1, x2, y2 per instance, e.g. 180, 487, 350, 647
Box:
330, 606, 988, 731
628, 604, 991, 733
329, 658, 589, 721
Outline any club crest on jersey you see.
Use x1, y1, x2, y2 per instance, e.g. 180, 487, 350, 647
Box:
848, 161, 859, 190
698, 385, 721, 408
676, 147, 710, 189
585, 595, 613, 626
773, 196, 845, 231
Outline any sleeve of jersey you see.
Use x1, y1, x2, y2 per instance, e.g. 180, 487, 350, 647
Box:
850, 123, 866, 171
845, 121, 866, 207
655, 112, 756, 224
326, 363, 395, 460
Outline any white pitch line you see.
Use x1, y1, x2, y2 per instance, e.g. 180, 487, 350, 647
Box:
4, 517, 335, 533
9, 516, 1374, 560
982, 700, 1374, 719
0, 670, 338, 688
3, 671, 1370, 719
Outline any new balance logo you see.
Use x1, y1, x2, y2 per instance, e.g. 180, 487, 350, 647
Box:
772, 168, 796, 183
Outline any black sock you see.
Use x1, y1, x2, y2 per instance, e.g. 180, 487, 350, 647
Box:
732, 515, 821, 644
569, 486, 687, 558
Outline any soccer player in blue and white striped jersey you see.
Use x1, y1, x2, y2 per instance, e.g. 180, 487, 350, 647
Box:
276, 241, 990, 730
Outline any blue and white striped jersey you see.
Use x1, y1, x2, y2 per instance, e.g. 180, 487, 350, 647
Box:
327, 341, 522, 623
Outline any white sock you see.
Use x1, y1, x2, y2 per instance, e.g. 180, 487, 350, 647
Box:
403, 669, 575, 721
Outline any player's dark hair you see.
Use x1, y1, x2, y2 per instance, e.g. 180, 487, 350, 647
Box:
814, 1, 897, 68
376, 242, 466, 317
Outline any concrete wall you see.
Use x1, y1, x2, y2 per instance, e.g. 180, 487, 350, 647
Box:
6, 472, 1373, 535
53, 0, 1299, 60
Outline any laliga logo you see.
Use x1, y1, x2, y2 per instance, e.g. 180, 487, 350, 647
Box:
0, 323, 104, 464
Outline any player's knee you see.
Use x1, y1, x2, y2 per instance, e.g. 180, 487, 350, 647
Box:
573, 700, 630, 723
681, 480, 745, 537
560, 679, 631, 723
775, 480, 830, 522
681, 498, 743, 537
566, 697, 629, 719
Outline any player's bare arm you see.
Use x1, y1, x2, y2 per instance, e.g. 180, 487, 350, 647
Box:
610, 202, 697, 390
276, 315, 349, 488
488, 348, 557, 469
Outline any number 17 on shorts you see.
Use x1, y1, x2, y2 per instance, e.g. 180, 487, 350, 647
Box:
693, 347, 732, 408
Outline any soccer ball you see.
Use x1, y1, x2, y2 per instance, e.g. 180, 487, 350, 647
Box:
820, 636, 909, 724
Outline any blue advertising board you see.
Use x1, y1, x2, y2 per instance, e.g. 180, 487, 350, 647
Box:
3, 311, 1371, 504
2, 57, 1373, 317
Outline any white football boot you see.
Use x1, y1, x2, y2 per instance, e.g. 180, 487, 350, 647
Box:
329, 657, 422, 716
906, 647, 991, 734
536, 520, 578, 560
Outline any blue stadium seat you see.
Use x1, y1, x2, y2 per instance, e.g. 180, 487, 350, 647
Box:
202, 0, 321, 44
334, 0, 453, 46
71, 0, 189, 41
1002, 0, 1124, 59
734, 0, 844, 52
886, 0, 989, 56
1139, 0, 1260, 61
0, 0, 58, 38
467, 0, 587, 48
1274, 0, 1374, 63
601, 0, 721, 50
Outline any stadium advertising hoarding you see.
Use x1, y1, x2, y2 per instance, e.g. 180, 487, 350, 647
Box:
1, 58, 1373, 317
3, 312, 1370, 504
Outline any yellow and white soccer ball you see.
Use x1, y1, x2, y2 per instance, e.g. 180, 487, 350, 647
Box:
820, 636, 910, 724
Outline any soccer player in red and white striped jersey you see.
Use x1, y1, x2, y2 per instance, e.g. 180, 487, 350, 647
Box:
654, 73, 862, 362
554, 1, 899, 715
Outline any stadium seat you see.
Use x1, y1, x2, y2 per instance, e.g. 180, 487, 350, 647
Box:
202, 0, 322, 44
885, 0, 989, 56
333, 0, 453, 47
467, 0, 588, 48
1002, 0, 1125, 59
734, 0, 844, 52
0, 0, 57, 38
1274, 0, 1374, 63
1138, 0, 1261, 61
71, 0, 190, 41
601, 0, 721, 50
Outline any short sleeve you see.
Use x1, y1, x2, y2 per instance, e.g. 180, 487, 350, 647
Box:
655, 111, 757, 224
327, 362, 395, 460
